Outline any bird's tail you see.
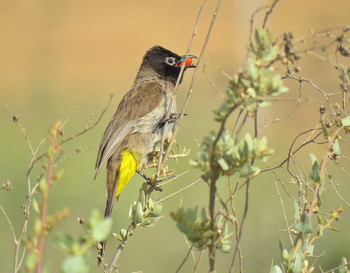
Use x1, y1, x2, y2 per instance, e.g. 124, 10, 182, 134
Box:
97, 171, 118, 265
97, 149, 139, 264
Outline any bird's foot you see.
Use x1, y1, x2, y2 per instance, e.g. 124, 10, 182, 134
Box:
136, 170, 163, 192
146, 180, 163, 192
167, 113, 180, 123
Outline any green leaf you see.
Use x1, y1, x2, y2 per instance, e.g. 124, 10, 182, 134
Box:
255, 29, 263, 46
189, 159, 199, 167
264, 45, 279, 61
332, 138, 341, 155
131, 201, 144, 225
219, 244, 231, 253
138, 189, 146, 207
294, 200, 300, 221
279, 240, 289, 262
91, 218, 112, 242
247, 87, 257, 97
152, 203, 162, 217
88, 208, 102, 228
142, 216, 163, 227
277, 85, 289, 95
321, 122, 329, 138
270, 264, 283, 273
317, 214, 327, 225
309, 160, 320, 182
295, 213, 312, 234
32, 198, 40, 214
34, 217, 41, 235
306, 244, 314, 256
338, 257, 348, 273
114, 233, 123, 241
309, 153, 318, 164
293, 251, 303, 273
55, 232, 76, 253
62, 255, 89, 273
240, 163, 259, 177
218, 157, 229, 171
25, 252, 38, 271
38, 177, 47, 193
247, 60, 259, 80
201, 208, 209, 223
341, 116, 350, 126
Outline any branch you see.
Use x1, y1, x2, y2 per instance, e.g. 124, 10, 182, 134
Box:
6, 96, 112, 273
175, 244, 194, 273
229, 112, 258, 272
158, 0, 222, 180
284, 75, 336, 115
0, 204, 16, 242
308, 126, 342, 217
105, 243, 124, 273
155, 178, 202, 205
59, 94, 113, 145
262, 0, 281, 29
36, 121, 62, 273
155, 0, 207, 179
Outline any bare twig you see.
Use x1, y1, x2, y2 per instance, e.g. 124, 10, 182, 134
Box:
59, 94, 113, 145
274, 180, 294, 244
229, 176, 251, 273
193, 248, 205, 273
184, 235, 196, 269
261, 128, 324, 174
229, 112, 258, 273
0, 204, 16, 242
155, 0, 207, 179
226, 178, 243, 271
105, 243, 124, 273
202, 63, 225, 98
36, 121, 62, 273
160, 0, 222, 179
262, 0, 281, 29
155, 178, 202, 205
259, 80, 302, 134
157, 170, 191, 187
284, 75, 336, 114
327, 172, 350, 207
248, 5, 269, 54
6, 103, 37, 156
308, 126, 342, 217
6, 96, 112, 273
323, 262, 350, 273
175, 244, 194, 273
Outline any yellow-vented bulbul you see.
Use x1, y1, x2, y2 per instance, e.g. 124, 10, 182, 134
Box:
95, 46, 196, 261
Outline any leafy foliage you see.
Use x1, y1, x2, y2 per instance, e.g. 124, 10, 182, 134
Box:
55, 209, 112, 273
190, 131, 272, 179
170, 207, 231, 253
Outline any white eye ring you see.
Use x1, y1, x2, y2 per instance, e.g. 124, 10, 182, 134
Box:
165, 57, 176, 66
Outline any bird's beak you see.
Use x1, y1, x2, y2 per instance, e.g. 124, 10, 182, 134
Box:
176, 55, 198, 68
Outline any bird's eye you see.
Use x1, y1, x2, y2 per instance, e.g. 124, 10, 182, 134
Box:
165, 57, 176, 66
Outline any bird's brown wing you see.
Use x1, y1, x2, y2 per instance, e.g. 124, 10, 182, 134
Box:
95, 82, 164, 178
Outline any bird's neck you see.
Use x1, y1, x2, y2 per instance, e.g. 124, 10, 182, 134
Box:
135, 66, 178, 87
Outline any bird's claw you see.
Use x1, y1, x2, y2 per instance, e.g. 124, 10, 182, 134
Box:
146, 180, 163, 192
167, 113, 179, 123
136, 170, 163, 192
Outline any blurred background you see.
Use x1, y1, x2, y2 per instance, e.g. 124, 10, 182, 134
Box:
1, 0, 350, 272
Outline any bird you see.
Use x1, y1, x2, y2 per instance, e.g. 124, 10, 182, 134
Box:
94, 45, 197, 262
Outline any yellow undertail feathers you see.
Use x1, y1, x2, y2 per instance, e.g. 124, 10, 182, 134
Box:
116, 149, 140, 197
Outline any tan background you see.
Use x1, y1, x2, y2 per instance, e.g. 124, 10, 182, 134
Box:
1, 0, 350, 272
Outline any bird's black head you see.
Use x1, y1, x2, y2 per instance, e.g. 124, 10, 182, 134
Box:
141, 46, 197, 84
